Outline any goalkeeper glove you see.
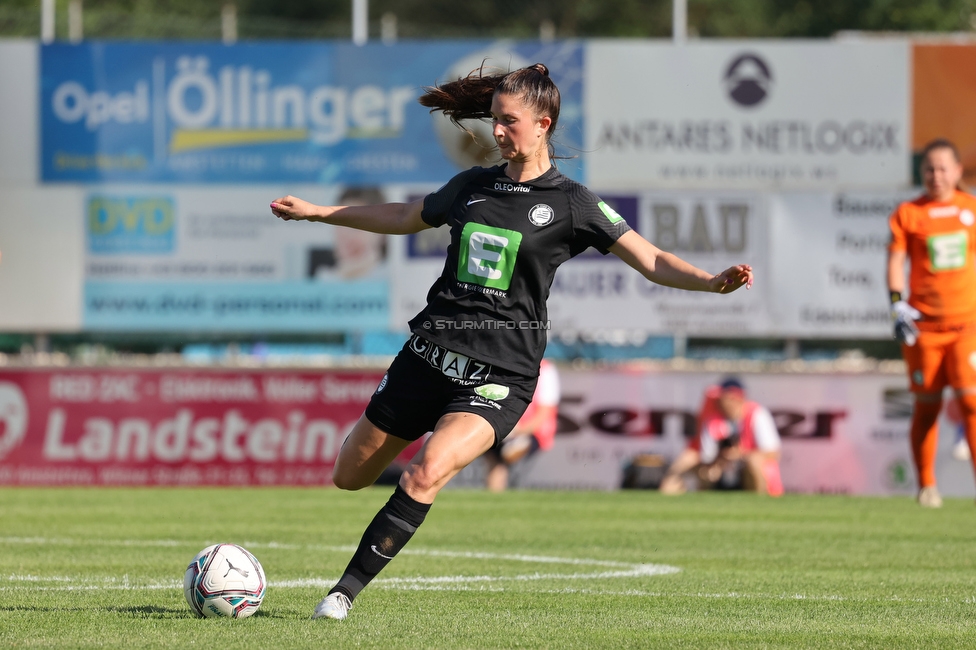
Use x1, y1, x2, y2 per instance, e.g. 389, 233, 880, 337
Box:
891, 296, 921, 346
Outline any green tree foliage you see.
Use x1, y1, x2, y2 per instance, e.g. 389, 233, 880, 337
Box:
690, 0, 976, 37
1, 0, 974, 39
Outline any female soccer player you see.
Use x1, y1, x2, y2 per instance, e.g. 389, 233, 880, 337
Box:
270, 63, 753, 619
888, 138, 976, 508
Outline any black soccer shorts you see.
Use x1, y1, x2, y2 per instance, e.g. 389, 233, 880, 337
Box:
364, 335, 538, 444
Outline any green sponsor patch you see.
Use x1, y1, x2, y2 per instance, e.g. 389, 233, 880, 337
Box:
474, 384, 510, 401
926, 231, 968, 271
598, 201, 624, 224
457, 223, 523, 291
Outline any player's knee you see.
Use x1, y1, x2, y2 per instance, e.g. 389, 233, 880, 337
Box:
400, 460, 446, 495
330, 462, 372, 491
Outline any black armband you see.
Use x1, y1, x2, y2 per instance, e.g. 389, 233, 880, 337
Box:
889, 291, 902, 304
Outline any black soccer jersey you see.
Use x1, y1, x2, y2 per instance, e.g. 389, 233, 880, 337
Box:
409, 165, 632, 377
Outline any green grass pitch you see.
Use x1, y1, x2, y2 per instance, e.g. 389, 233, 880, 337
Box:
1, 487, 975, 648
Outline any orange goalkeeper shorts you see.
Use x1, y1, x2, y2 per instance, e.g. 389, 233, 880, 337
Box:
902, 326, 976, 393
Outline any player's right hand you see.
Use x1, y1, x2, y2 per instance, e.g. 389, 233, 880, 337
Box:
270, 195, 316, 221
891, 300, 922, 346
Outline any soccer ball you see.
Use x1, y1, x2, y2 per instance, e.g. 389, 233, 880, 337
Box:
183, 543, 266, 619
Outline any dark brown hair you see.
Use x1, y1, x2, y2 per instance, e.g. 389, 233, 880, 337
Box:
419, 63, 561, 159
921, 137, 961, 164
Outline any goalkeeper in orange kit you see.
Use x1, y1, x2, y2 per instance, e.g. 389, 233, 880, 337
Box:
887, 138, 976, 507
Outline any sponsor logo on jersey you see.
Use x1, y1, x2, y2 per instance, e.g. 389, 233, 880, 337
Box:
474, 384, 509, 401
494, 182, 531, 193
926, 231, 968, 271
527, 204, 554, 227
724, 53, 773, 108
375, 373, 388, 394
457, 223, 523, 291
469, 398, 502, 410
598, 201, 624, 224
0, 382, 28, 460
912, 370, 924, 386
928, 205, 960, 218
466, 198, 487, 206
408, 334, 492, 383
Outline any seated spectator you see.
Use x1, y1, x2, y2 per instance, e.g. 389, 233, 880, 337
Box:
484, 359, 560, 492
660, 377, 783, 496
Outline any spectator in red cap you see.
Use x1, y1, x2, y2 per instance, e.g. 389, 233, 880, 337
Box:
660, 377, 782, 496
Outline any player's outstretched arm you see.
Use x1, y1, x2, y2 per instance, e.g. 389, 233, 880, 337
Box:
270, 195, 430, 235
609, 230, 753, 293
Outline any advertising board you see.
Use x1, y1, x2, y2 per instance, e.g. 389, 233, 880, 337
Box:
460, 368, 971, 498
0, 368, 391, 486
586, 41, 910, 189
81, 185, 396, 331
40, 41, 584, 184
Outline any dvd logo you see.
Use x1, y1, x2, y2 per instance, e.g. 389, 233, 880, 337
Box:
52, 81, 149, 131
88, 196, 175, 254
0, 382, 28, 460
724, 53, 772, 108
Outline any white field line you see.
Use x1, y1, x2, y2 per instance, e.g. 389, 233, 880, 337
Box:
0, 537, 648, 570
0, 575, 936, 604
0, 536, 946, 603
0, 535, 679, 594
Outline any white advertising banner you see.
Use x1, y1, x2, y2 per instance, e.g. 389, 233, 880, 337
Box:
585, 41, 911, 190
81, 185, 414, 332
454, 368, 974, 498
0, 40, 37, 186
547, 191, 770, 335
0, 188, 85, 331
769, 191, 915, 337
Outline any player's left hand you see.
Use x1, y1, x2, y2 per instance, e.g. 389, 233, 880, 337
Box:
710, 264, 754, 294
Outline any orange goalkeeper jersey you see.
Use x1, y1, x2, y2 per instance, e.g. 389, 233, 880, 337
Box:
888, 190, 976, 326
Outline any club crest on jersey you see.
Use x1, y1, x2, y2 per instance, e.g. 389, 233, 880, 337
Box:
528, 204, 554, 227
961, 209, 975, 226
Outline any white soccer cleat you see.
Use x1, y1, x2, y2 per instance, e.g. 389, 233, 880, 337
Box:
917, 486, 943, 509
952, 438, 971, 462
312, 592, 352, 620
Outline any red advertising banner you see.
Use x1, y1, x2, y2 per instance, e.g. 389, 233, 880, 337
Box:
0, 368, 398, 486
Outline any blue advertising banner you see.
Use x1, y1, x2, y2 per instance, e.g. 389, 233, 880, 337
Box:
41, 41, 584, 184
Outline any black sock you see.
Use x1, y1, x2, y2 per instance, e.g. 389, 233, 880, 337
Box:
330, 485, 431, 602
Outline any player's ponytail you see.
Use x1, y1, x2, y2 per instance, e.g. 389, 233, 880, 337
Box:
419, 63, 561, 159
418, 65, 501, 124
